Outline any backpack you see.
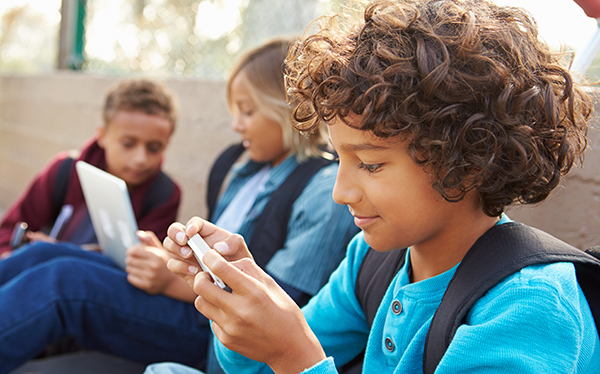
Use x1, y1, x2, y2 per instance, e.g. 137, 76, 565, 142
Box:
347, 222, 600, 374
51, 156, 76, 220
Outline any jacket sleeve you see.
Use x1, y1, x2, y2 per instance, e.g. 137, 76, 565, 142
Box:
136, 182, 181, 242
0, 153, 69, 255
265, 163, 360, 296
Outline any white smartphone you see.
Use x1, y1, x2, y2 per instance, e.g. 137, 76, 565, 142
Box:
187, 234, 230, 291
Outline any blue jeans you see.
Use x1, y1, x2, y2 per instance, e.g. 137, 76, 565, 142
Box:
0, 242, 209, 374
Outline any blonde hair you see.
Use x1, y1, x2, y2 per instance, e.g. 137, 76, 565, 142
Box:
227, 38, 327, 162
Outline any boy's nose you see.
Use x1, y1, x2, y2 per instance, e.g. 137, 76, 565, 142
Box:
131, 146, 149, 165
332, 166, 361, 206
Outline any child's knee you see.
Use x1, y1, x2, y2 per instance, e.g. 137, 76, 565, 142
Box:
144, 363, 205, 374
28, 257, 117, 298
11, 242, 62, 264
19, 241, 79, 257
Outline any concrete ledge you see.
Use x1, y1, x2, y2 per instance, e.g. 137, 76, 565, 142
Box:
9, 352, 146, 374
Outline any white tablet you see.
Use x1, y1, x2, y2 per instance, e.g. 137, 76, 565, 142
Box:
75, 160, 139, 269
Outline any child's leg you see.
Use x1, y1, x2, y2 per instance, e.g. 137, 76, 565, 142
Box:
0, 257, 209, 374
205, 334, 226, 374
145, 363, 205, 374
0, 241, 115, 285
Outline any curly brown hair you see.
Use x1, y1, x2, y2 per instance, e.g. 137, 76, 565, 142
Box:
286, 0, 593, 217
103, 78, 178, 131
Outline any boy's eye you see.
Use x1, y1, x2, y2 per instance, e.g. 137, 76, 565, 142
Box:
358, 162, 383, 173
147, 143, 164, 154
122, 141, 134, 148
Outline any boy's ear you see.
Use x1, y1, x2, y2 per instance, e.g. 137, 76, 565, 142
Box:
96, 126, 106, 148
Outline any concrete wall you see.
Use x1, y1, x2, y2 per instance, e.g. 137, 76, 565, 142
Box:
0, 72, 599, 249
505, 110, 600, 250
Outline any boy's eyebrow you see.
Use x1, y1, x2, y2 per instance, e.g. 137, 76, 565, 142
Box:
336, 142, 391, 152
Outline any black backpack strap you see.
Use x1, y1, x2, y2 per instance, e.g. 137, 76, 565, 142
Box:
338, 246, 407, 374
423, 222, 600, 374
140, 171, 176, 217
206, 143, 246, 221
51, 156, 75, 219
573, 245, 600, 340
249, 156, 333, 269
355, 247, 407, 326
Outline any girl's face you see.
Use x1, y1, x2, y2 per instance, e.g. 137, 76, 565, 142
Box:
328, 117, 473, 253
229, 71, 289, 165
97, 110, 172, 187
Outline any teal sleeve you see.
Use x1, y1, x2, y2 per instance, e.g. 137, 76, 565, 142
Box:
302, 232, 371, 366
213, 335, 272, 374
213, 341, 338, 374
215, 232, 370, 374
300, 357, 337, 373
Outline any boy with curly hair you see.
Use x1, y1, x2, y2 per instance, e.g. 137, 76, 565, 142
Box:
149, 0, 600, 373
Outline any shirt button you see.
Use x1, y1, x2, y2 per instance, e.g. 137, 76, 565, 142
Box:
391, 300, 402, 315
385, 337, 395, 352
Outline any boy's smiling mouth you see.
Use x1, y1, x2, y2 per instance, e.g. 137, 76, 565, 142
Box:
349, 209, 379, 228
353, 216, 378, 228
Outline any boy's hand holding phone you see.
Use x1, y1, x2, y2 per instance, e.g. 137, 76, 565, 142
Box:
163, 217, 252, 282
163, 217, 327, 373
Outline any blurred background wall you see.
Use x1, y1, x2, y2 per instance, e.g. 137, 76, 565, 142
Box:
504, 102, 600, 250
1, 0, 600, 249
1, 73, 599, 250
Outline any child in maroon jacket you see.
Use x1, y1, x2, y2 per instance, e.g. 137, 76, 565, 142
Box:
0, 78, 181, 256
0, 79, 210, 373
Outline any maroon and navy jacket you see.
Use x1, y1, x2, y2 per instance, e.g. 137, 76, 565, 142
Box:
0, 137, 181, 256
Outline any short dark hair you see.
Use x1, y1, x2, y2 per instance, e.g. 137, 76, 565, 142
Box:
103, 78, 178, 131
286, 0, 593, 216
